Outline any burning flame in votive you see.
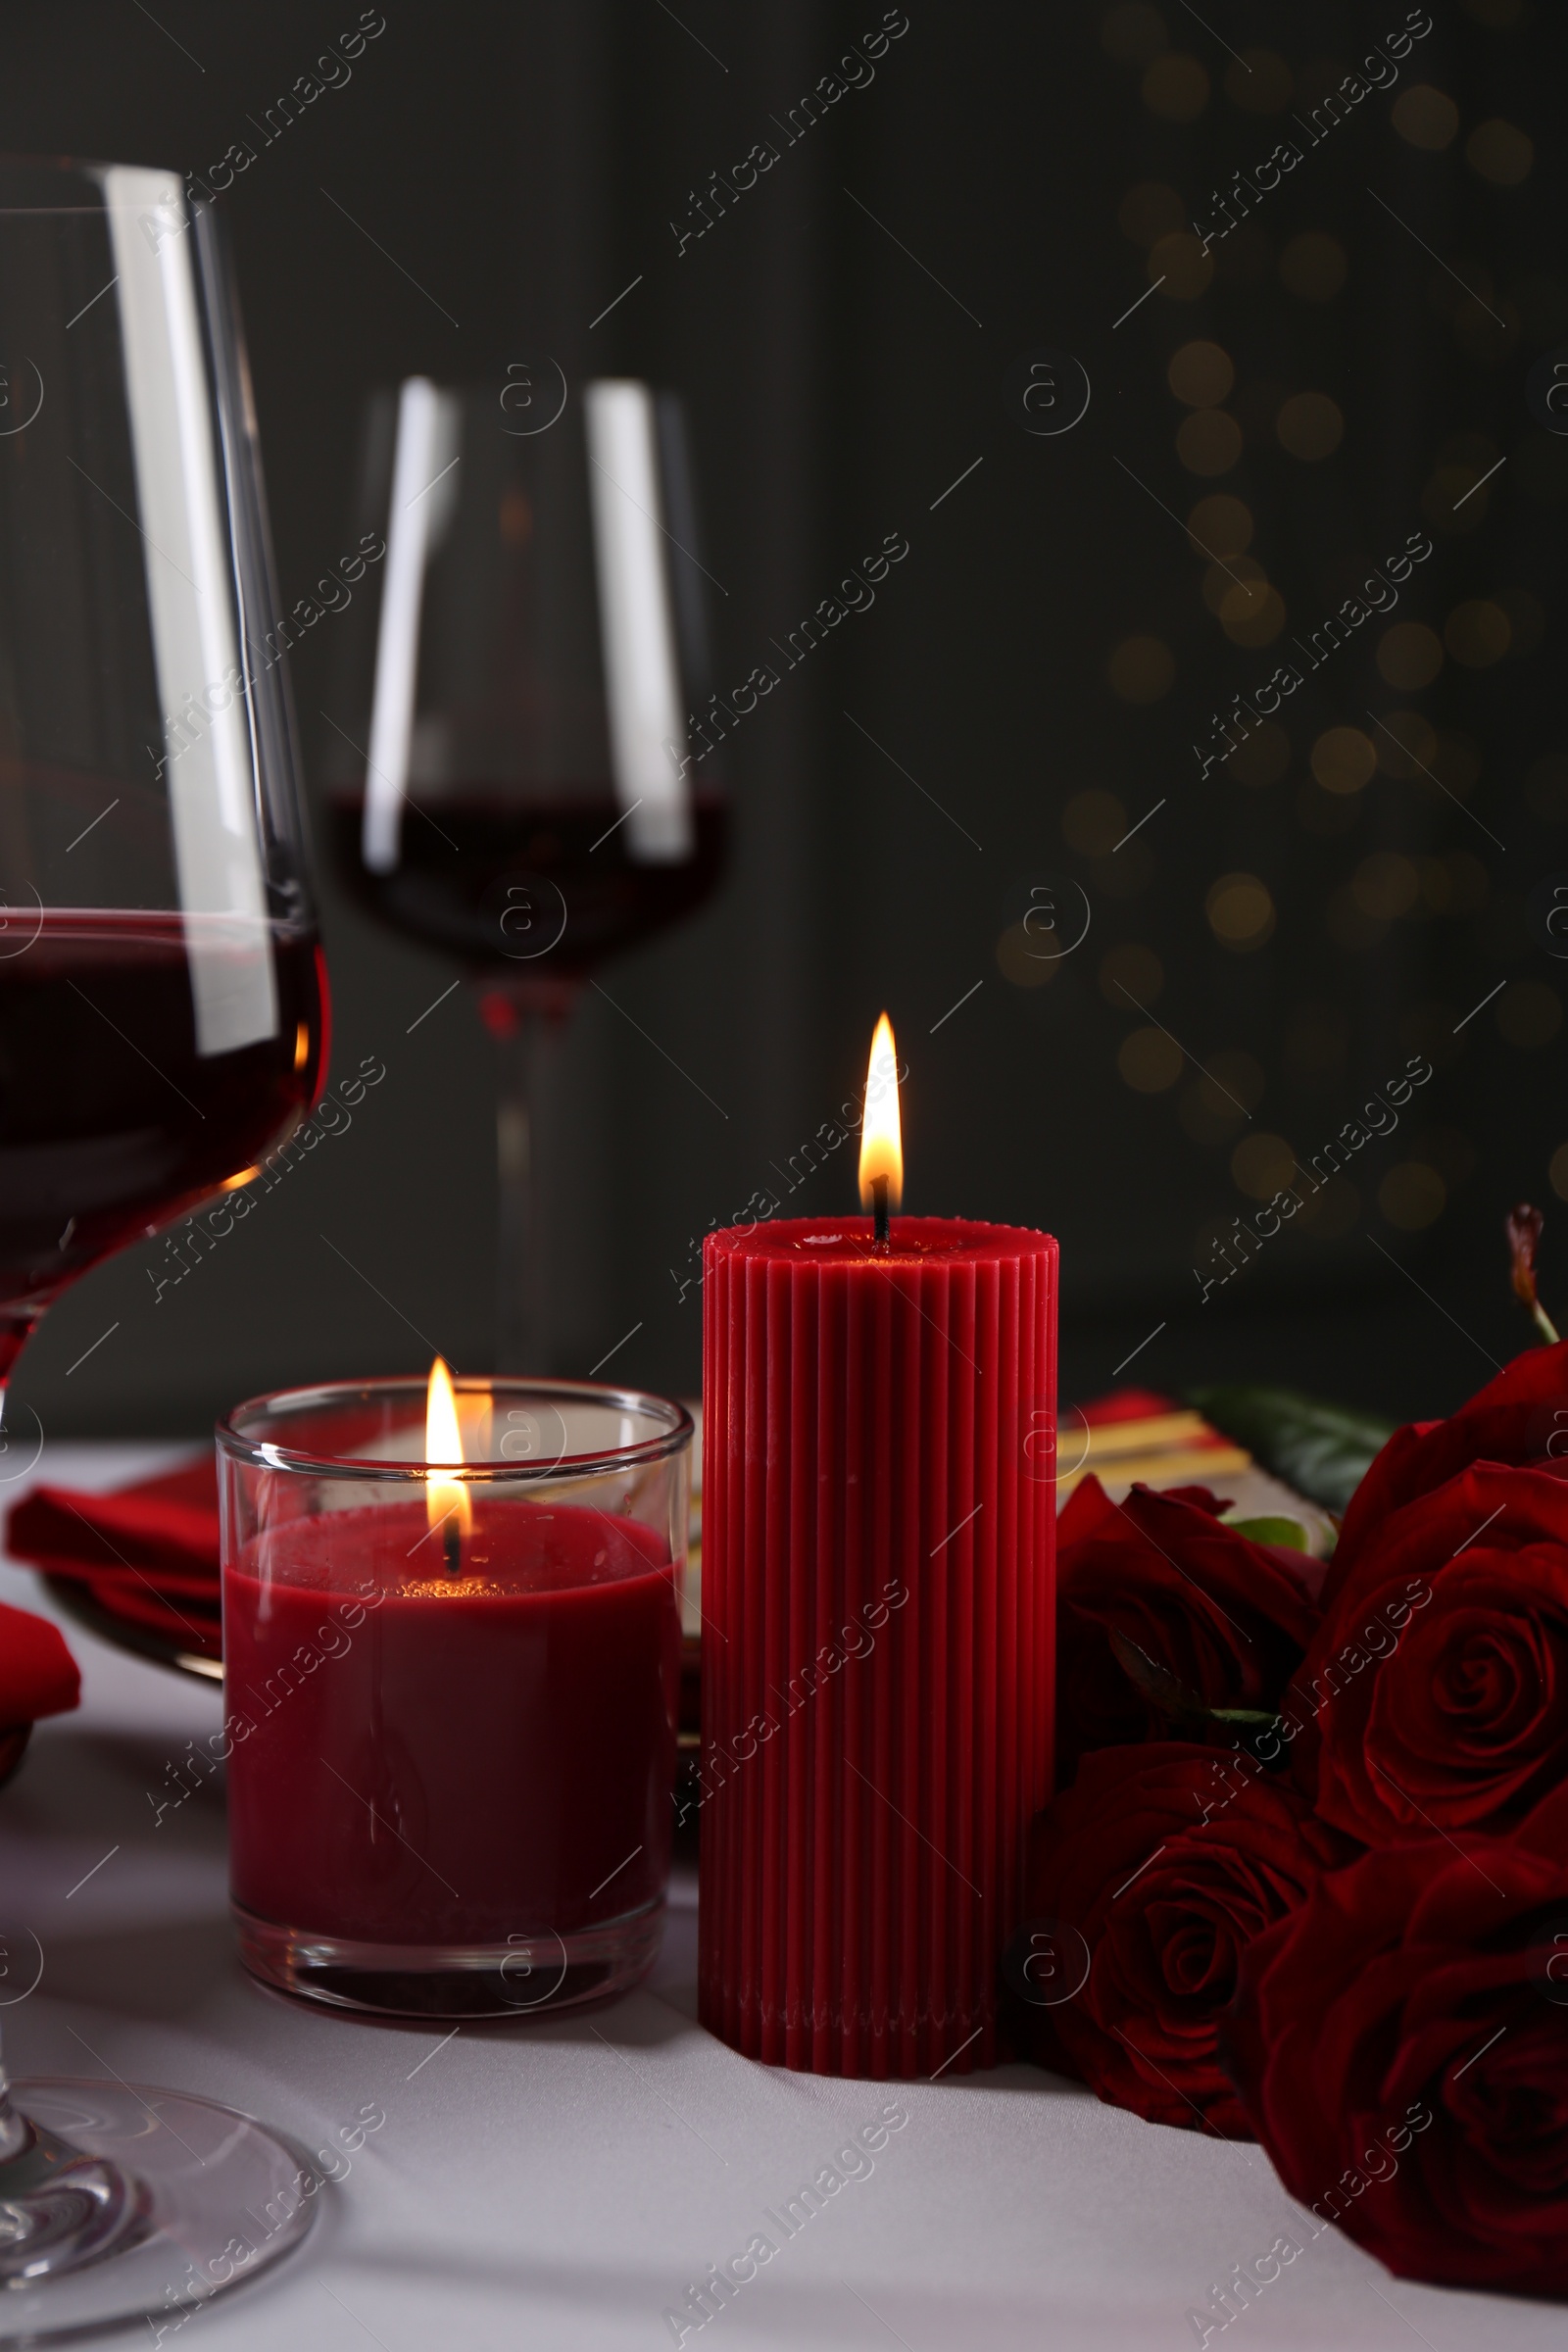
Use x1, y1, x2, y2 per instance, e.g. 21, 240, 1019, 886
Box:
858, 1011, 903, 1213
425, 1356, 472, 1542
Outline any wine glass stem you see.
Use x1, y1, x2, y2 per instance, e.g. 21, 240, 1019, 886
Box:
0, 2026, 29, 2162
0, 1340, 43, 2168
492, 1004, 564, 1374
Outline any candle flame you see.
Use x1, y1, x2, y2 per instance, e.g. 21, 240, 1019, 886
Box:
425, 1355, 472, 1542
858, 1012, 903, 1213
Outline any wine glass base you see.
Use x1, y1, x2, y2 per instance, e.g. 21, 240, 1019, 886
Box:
0, 2113, 151, 2283
0, 2079, 317, 2337
233, 1895, 665, 2017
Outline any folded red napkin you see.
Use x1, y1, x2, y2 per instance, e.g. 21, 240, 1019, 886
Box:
0, 1600, 79, 1729
7, 1456, 221, 1661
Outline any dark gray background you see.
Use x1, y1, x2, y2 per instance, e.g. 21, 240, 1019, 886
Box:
4, 0, 1562, 1436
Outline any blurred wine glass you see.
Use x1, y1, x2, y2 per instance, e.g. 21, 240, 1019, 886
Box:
0, 157, 323, 2328
325, 369, 725, 1371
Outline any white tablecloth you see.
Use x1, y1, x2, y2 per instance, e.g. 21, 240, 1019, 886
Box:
0, 1445, 1560, 2351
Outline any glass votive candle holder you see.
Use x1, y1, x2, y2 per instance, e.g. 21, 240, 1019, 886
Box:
217, 1375, 690, 2018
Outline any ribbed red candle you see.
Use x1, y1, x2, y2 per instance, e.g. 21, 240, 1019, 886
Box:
698, 1215, 1056, 2078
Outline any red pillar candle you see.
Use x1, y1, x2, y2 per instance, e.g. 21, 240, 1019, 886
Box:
699, 1018, 1056, 2077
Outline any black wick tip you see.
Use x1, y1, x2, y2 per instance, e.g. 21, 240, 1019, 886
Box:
871, 1174, 891, 1249
443, 1516, 463, 1578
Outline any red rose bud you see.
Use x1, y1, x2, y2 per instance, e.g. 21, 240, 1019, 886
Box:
1508, 1200, 1544, 1300
1506, 1201, 1559, 1344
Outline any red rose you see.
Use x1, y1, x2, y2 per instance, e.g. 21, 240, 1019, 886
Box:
1021, 1741, 1352, 2135
1056, 1477, 1320, 1781
1227, 1829, 1568, 2294
1282, 1461, 1568, 1840
1329, 1339, 1568, 1598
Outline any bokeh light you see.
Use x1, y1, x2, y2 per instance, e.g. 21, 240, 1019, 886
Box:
1167, 340, 1235, 407
1380, 1163, 1446, 1230
1143, 53, 1208, 122
1187, 494, 1252, 560
1151, 229, 1214, 299
1118, 1026, 1184, 1091
1098, 942, 1164, 1005
1231, 1132, 1298, 1199
1392, 85, 1459, 149
1276, 392, 1344, 461
1351, 853, 1421, 921
1177, 410, 1242, 473
1445, 600, 1512, 665
1467, 118, 1534, 185
1205, 873, 1275, 950
1377, 623, 1444, 690
1063, 790, 1126, 855
1310, 727, 1377, 795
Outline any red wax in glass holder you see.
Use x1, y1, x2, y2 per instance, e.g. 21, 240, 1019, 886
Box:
700, 1216, 1056, 2078
218, 1377, 690, 2018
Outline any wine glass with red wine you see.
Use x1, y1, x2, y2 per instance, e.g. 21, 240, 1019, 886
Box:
324, 370, 725, 1370
0, 161, 324, 2329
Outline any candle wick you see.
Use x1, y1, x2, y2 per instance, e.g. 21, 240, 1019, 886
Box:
442, 1515, 462, 1578
871, 1174, 891, 1250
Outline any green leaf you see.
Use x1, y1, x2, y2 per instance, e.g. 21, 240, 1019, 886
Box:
1187, 1383, 1396, 1515
1224, 1513, 1310, 1550
1107, 1631, 1287, 1764
1109, 1630, 1209, 1728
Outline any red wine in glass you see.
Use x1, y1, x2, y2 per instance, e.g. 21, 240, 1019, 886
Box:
0, 909, 326, 1379
326, 788, 726, 977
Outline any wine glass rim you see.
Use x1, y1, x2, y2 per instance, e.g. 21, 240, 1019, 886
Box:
0, 154, 187, 204
215, 1374, 694, 1481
